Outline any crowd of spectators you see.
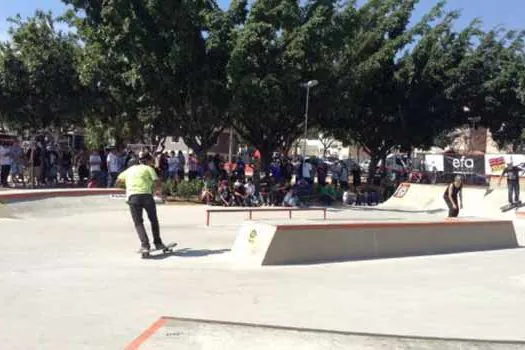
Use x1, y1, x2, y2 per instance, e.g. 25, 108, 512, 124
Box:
0, 138, 395, 207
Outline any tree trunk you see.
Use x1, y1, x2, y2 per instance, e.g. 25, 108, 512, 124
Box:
367, 154, 379, 184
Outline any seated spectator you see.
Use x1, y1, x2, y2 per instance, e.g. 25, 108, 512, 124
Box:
342, 190, 357, 205
244, 178, 259, 206
259, 175, 272, 206
200, 172, 217, 205
295, 178, 313, 197
218, 180, 233, 206
319, 182, 338, 205
283, 186, 301, 207
87, 175, 98, 188
233, 178, 248, 206
271, 180, 287, 206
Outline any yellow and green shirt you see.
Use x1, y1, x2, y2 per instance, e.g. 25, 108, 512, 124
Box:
117, 164, 158, 200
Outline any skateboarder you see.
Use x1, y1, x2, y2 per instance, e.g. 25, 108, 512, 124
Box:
443, 175, 463, 217
116, 152, 166, 253
498, 161, 524, 205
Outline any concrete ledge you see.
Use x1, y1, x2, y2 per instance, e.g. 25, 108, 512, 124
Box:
0, 203, 12, 218
125, 316, 525, 349
0, 188, 125, 203
232, 220, 519, 266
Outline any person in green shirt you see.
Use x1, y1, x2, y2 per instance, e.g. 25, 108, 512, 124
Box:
319, 182, 338, 205
116, 152, 166, 253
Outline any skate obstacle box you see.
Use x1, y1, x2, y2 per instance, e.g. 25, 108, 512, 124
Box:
231, 219, 519, 266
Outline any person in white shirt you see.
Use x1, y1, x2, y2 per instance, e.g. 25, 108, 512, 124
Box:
107, 147, 121, 187
167, 150, 180, 180
89, 149, 102, 187
0, 142, 13, 187
301, 159, 313, 184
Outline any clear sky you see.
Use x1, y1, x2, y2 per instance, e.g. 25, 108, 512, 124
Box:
1, 0, 524, 41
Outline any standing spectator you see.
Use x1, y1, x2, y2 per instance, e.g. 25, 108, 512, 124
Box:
234, 156, 246, 180
27, 142, 43, 187
10, 141, 24, 186
99, 148, 108, 187
75, 148, 90, 185
317, 161, 328, 186
0, 141, 12, 187
107, 147, 121, 187
352, 164, 362, 188
89, 149, 102, 186
330, 161, 340, 187
44, 145, 59, 185
167, 150, 180, 180
301, 159, 313, 185
339, 161, 349, 190
188, 152, 198, 180
177, 150, 185, 180
281, 159, 293, 183
60, 146, 74, 183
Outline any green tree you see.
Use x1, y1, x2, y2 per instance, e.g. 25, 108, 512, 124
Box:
323, 0, 484, 181
228, 0, 339, 171
449, 28, 525, 151
0, 11, 83, 133
64, 0, 233, 158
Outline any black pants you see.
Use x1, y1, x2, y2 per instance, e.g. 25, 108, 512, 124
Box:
508, 180, 520, 204
128, 194, 162, 249
0, 165, 11, 186
444, 196, 459, 217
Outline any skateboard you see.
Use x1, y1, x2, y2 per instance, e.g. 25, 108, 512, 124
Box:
501, 201, 524, 212
137, 242, 178, 258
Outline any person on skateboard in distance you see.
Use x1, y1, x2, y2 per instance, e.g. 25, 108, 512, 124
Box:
498, 161, 524, 206
443, 175, 463, 218
116, 152, 166, 253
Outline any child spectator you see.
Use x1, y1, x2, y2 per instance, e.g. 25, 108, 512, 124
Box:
218, 180, 233, 206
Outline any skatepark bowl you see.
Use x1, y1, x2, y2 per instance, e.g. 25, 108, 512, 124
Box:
3, 184, 525, 349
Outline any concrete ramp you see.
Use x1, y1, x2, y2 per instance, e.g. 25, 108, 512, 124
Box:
378, 183, 447, 211
231, 219, 518, 266
125, 316, 525, 349
378, 183, 510, 218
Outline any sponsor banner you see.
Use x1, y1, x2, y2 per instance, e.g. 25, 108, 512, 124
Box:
444, 155, 485, 175
485, 154, 525, 175
488, 156, 505, 173
394, 183, 410, 198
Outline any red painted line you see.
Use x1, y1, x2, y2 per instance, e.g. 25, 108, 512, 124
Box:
125, 317, 167, 350
0, 189, 124, 201
276, 220, 511, 231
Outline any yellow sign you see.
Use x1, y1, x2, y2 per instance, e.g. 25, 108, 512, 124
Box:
248, 229, 257, 244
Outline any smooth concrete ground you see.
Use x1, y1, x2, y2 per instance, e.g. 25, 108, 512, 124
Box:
2, 197, 525, 349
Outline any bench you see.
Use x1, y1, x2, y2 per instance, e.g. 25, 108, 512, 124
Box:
206, 207, 327, 226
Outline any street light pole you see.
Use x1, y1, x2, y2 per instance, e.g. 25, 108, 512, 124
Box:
467, 116, 481, 153
302, 80, 318, 158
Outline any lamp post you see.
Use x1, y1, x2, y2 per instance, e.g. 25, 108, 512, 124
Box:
467, 115, 481, 153
301, 80, 319, 158
462, 107, 481, 153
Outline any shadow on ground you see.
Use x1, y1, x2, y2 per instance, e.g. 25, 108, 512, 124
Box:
142, 248, 230, 260
350, 207, 446, 214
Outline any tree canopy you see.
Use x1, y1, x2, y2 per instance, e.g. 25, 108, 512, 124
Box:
0, 0, 524, 172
